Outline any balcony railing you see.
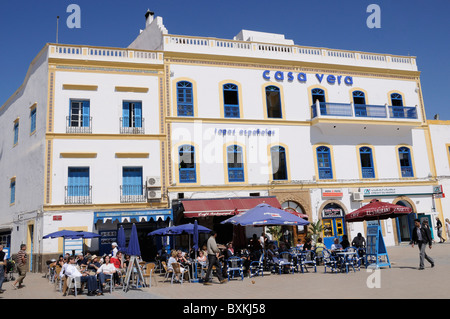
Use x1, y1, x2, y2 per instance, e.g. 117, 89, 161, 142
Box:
362, 167, 375, 179
120, 185, 147, 203
66, 116, 92, 134
65, 186, 92, 204
311, 101, 418, 120
120, 117, 145, 134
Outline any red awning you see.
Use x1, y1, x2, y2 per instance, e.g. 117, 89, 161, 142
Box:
181, 197, 281, 218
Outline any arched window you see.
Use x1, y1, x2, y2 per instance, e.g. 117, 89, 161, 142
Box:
223, 83, 240, 118
390, 93, 405, 118
353, 90, 367, 117
316, 146, 333, 179
265, 85, 282, 118
359, 147, 375, 178
177, 81, 194, 116
390, 93, 403, 106
311, 88, 326, 104
227, 145, 245, 182
398, 147, 414, 177
270, 146, 288, 180
178, 145, 196, 183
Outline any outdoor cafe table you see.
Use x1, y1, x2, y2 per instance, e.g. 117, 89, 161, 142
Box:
334, 251, 357, 273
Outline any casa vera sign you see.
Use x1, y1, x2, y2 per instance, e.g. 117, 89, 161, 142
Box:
262, 70, 353, 85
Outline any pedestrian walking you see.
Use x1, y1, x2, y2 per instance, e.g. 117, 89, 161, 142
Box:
11, 244, 27, 289
435, 217, 445, 243
0, 245, 6, 293
411, 219, 434, 270
203, 231, 227, 285
445, 218, 450, 239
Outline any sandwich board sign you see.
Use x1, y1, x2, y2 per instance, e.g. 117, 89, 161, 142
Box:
365, 223, 391, 268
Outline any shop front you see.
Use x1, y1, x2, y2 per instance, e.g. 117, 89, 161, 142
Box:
94, 209, 172, 261
320, 203, 346, 248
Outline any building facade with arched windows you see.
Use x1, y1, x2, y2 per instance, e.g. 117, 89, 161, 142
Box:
1, 11, 449, 271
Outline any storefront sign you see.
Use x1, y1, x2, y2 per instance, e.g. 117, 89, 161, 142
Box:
214, 128, 276, 137
53, 215, 62, 221
361, 185, 435, 197
322, 189, 343, 198
322, 208, 344, 218
263, 70, 353, 85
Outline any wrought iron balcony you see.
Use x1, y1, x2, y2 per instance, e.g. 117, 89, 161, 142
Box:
120, 117, 145, 134
120, 185, 147, 203
66, 116, 92, 134
65, 186, 92, 204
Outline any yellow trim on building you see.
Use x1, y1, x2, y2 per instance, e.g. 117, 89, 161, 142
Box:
60, 152, 98, 158
115, 152, 150, 158
62, 84, 98, 91
115, 86, 149, 93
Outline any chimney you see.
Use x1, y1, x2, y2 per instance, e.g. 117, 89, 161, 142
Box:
434, 114, 440, 120
145, 9, 154, 27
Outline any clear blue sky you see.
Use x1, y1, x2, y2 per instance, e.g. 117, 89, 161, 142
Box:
1, 0, 449, 119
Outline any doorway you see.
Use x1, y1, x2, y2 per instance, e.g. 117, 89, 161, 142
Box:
395, 200, 416, 242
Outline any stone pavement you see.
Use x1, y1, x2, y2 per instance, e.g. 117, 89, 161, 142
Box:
1, 243, 449, 300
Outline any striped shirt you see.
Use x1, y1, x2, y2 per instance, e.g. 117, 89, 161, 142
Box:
16, 249, 27, 266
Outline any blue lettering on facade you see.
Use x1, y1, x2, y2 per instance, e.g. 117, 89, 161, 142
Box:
263, 70, 353, 85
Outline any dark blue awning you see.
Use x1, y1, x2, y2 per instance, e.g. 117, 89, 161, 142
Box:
94, 209, 172, 223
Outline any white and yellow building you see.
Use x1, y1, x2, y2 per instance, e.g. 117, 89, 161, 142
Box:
1, 10, 448, 270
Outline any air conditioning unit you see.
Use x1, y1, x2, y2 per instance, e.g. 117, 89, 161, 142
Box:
146, 176, 161, 187
352, 192, 364, 201
147, 189, 162, 199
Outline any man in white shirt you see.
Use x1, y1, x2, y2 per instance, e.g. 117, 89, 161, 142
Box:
62, 256, 98, 296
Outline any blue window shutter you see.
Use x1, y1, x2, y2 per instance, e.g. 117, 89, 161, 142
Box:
134, 102, 142, 127
82, 101, 90, 127
10, 180, 16, 204
68, 168, 89, 196
30, 108, 36, 133
123, 167, 143, 195
122, 102, 130, 127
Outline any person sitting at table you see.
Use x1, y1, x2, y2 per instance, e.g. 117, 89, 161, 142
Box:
86, 255, 100, 274
168, 250, 184, 282
96, 255, 116, 295
340, 235, 350, 250
314, 238, 326, 265
303, 237, 312, 251
62, 256, 98, 296
330, 237, 343, 253
225, 242, 235, 259
111, 251, 125, 286
351, 233, 366, 248
177, 250, 191, 268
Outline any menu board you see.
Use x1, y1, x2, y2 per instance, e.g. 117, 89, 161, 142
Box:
365, 224, 391, 268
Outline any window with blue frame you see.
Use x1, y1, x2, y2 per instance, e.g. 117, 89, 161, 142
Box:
122, 167, 143, 195
177, 81, 194, 116
10, 179, 16, 204
265, 85, 282, 118
390, 93, 405, 118
398, 147, 414, 177
13, 121, 19, 145
390, 93, 403, 106
179, 145, 196, 183
359, 147, 375, 178
311, 88, 326, 116
223, 83, 240, 118
271, 146, 288, 180
227, 145, 245, 182
30, 107, 37, 133
316, 146, 333, 179
122, 101, 142, 128
70, 100, 90, 127
352, 91, 367, 117
68, 167, 90, 197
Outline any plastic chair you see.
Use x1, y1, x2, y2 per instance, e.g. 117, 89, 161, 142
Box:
226, 257, 244, 281
248, 251, 264, 278
273, 252, 295, 275
66, 276, 81, 296
143, 262, 158, 287
299, 250, 317, 273
322, 249, 338, 273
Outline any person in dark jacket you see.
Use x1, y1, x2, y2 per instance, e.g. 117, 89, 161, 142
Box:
411, 219, 435, 270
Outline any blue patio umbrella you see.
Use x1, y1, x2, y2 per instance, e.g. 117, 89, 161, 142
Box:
43, 230, 81, 239
221, 203, 310, 226
147, 226, 176, 236
168, 223, 212, 235
117, 226, 126, 252
75, 231, 101, 238
193, 220, 199, 251
127, 223, 141, 256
